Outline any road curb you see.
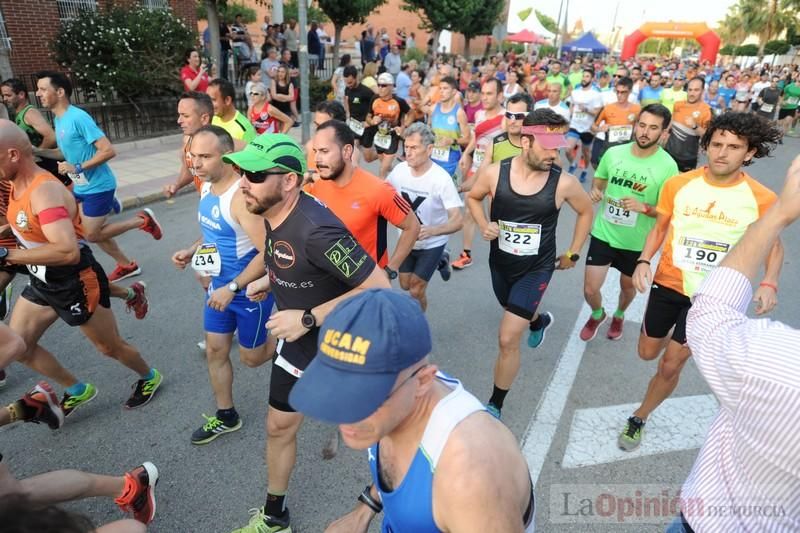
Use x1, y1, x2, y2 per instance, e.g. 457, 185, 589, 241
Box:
120, 186, 194, 210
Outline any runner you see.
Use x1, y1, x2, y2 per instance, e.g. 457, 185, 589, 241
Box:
1, 78, 59, 177
546, 60, 571, 99
481, 92, 532, 168
533, 82, 571, 122
467, 109, 593, 419
32, 71, 163, 283
387, 123, 463, 309
342, 65, 374, 148
463, 81, 483, 125
732, 74, 752, 112
755, 75, 781, 122
208, 78, 258, 143
618, 112, 784, 451
170, 126, 276, 445
452, 79, 504, 270
305, 120, 418, 280
638, 72, 663, 107
361, 73, 411, 179
581, 104, 678, 342
590, 76, 640, 168
223, 133, 390, 533
304, 100, 363, 176
0, 120, 163, 415
703, 79, 725, 116
718, 74, 737, 110
749, 71, 771, 113
565, 69, 603, 182
428, 76, 469, 179
288, 289, 536, 533
659, 73, 686, 113
664, 77, 713, 172
778, 77, 800, 135
164, 91, 214, 197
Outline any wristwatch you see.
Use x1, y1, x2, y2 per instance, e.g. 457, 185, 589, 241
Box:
0, 247, 7, 266
384, 266, 398, 280
227, 280, 241, 293
566, 251, 580, 262
301, 309, 317, 329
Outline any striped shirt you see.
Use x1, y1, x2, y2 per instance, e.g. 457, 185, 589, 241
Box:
683, 266, 800, 532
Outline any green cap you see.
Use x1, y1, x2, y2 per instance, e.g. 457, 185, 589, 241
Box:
222, 132, 306, 174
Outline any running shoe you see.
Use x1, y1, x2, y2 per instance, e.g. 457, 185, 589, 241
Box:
579, 310, 607, 342
125, 369, 162, 409
0, 369, 6, 389
437, 249, 452, 281
115, 462, 159, 524
451, 251, 473, 270
108, 262, 142, 283
567, 164, 577, 174
579, 170, 588, 183
21, 381, 64, 430
527, 312, 553, 349
0, 282, 12, 320
231, 507, 291, 533
191, 414, 243, 445
61, 383, 99, 417
137, 208, 163, 240
607, 316, 624, 340
618, 416, 645, 451
125, 282, 149, 320
485, 403, 502, 420
197, 339, 207, 351
578, 158, 586, 169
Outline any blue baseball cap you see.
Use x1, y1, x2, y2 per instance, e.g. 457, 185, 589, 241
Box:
289, 289, 432, 424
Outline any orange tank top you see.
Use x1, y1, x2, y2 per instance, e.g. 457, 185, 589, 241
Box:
8, 173, 84, 249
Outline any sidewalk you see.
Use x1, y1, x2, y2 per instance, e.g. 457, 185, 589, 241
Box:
111, 128, 305, 209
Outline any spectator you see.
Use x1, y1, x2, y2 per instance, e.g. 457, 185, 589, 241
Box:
384, 44, 402, 76
271, 65, 298, 124
362, 61, 379, 93
244, 66, 261, 108
180, 48, 209, 93
331, 54, 352, 103
260, 47, 280, 86
308, 22, 322, 77
316, 24, 329, 69
261, 15, 270, 37
379, 37, 390, 63
284, 18, 299, 66
219, 20, 232, 80
395, 63, 412, 100
362, 25, 376, 64
248, 82, 293, 134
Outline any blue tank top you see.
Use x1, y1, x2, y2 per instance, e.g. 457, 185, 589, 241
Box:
430, 103, 463, 176
368, 373, 485, 533
197, 180, 258, 289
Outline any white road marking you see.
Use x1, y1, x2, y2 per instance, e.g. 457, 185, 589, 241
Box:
521, 268, 648, 485
561, 394, 718, 468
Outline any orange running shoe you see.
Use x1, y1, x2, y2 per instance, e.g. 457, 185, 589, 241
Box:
451, 251, 473, 270
138, 208, 163, 240
125, 282, 149, 320
108, 261, 141, 283
115, 462, 159, 524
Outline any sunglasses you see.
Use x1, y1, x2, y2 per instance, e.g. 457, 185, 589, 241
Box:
235, 166, 288, 184
250, 92, 263, 96
505, 111, 529, 121
378, 84, 391, 88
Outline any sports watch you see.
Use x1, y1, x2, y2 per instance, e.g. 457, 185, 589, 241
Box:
0, 247, 8, 266
384, 266, 398, 280
567, 251, 580, 262
301, 309, 317, 329
227, 280, 241, 293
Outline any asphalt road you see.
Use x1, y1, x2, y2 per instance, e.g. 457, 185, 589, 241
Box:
2, 137, 799, 533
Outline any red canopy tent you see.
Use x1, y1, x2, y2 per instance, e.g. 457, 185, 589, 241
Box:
507, 29, 547, 44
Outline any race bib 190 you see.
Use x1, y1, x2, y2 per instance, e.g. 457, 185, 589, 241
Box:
674, 236, 730, 274
191, 243, 222, 276
604, 197, 638, 227
498, 220, 541, 256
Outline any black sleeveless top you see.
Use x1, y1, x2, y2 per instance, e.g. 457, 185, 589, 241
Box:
489, 158, 561, 279
272, 82, 293, 116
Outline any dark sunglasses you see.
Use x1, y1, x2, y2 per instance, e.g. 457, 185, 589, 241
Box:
249, 91, 263, 96
378, 83, 391, 88
235, 166, 288, 183
505, 111, 529, 121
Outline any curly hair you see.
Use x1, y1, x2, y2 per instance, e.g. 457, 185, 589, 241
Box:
700, 112, 782, 166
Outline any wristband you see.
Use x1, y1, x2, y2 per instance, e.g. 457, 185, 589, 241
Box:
759, 282, 778, 293
74, 163, 83, 175
636, 259, 651, 266
358, 485, 382, 514
643, 204, 652, 215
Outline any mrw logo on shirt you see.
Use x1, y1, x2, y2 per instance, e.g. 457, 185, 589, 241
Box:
324, 235, 367, 278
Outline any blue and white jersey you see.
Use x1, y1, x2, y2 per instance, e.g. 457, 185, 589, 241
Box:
533, 99, 571, 122
197, 180, 257, 289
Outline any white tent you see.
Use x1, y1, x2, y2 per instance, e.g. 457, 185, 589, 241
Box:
505, 0, 556, 38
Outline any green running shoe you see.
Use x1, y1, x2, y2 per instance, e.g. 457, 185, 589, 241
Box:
618, 416, 645, 451
191, 414, 242, 445
61, 383, 99, 417
230, 507, 291, 533
485, 402, 502, 420
125, 369, 162, 409
528, 312, 553, 348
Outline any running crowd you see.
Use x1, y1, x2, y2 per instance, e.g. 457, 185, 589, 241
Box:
0, 48, 798, 533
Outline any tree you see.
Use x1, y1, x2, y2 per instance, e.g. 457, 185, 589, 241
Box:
403, 0, 484, 58
453, 0, 504, 59
736, 43, 759, 56
535, 10, 559, 35
719, 44, 737, 56
317, 0, 386, 69
197, 1, 257, 24
764, 39, 791, 56
283, 0, 329, 25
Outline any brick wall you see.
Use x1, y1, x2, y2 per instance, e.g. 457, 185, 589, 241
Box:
0, 0, 197, 80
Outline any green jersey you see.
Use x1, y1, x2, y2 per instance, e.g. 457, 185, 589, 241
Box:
490, 132, 522, 163
660, 87, 687, 113
546, 74, 570, 98
781, 83, 800, 110
591, 143, 678, 251
14, 105, 43, 147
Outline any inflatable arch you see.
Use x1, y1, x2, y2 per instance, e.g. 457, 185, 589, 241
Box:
621, 22, 721, 65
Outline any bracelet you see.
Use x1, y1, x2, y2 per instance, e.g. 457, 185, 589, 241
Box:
759, 282, 778, 293
358, 485, 383, 514
642, 204, 652, 215
636, 259, 651, 266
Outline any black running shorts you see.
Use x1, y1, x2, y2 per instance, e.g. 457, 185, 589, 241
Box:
490, 268, 553, 320
586, 236, 640, 278
641, 282, 691, 344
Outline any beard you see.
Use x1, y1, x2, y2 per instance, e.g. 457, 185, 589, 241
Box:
581, 81, 591, 88
317, 156, 346, 181
243, 187, 283, 215
635, 135, 660, 150
525, 151, 555, 171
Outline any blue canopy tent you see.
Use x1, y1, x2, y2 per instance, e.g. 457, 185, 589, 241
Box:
563, 32, 609, 54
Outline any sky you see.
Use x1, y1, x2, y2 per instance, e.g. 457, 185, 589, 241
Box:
506, 0, 736, 37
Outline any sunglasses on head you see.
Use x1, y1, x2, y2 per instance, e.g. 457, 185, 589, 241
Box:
505, 111, 529, 121
234, 166, 289, 183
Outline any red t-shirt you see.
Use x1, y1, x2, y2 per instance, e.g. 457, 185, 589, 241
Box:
249, 102, 281, 134
181, 65, 209, 93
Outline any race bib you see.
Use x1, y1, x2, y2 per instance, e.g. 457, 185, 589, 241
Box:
347, 117, 365, 136
603, 197, 637, 227
374, 133, 392, 150
431, 146, 450, 162
498, 220, 541, 256
191, 243, 222, 276
674, 236, 730, 274
67, 172, 89, 186
607, 125, 632, 144
573, 111, 589, 122
760, 103, 774, 113
735, 90, 749, 101
473, 149, 485, 166
785, 96, 799, 106
27, 264, 47, 283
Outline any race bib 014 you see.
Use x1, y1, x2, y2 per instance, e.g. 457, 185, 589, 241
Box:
604, 197, 638, 227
